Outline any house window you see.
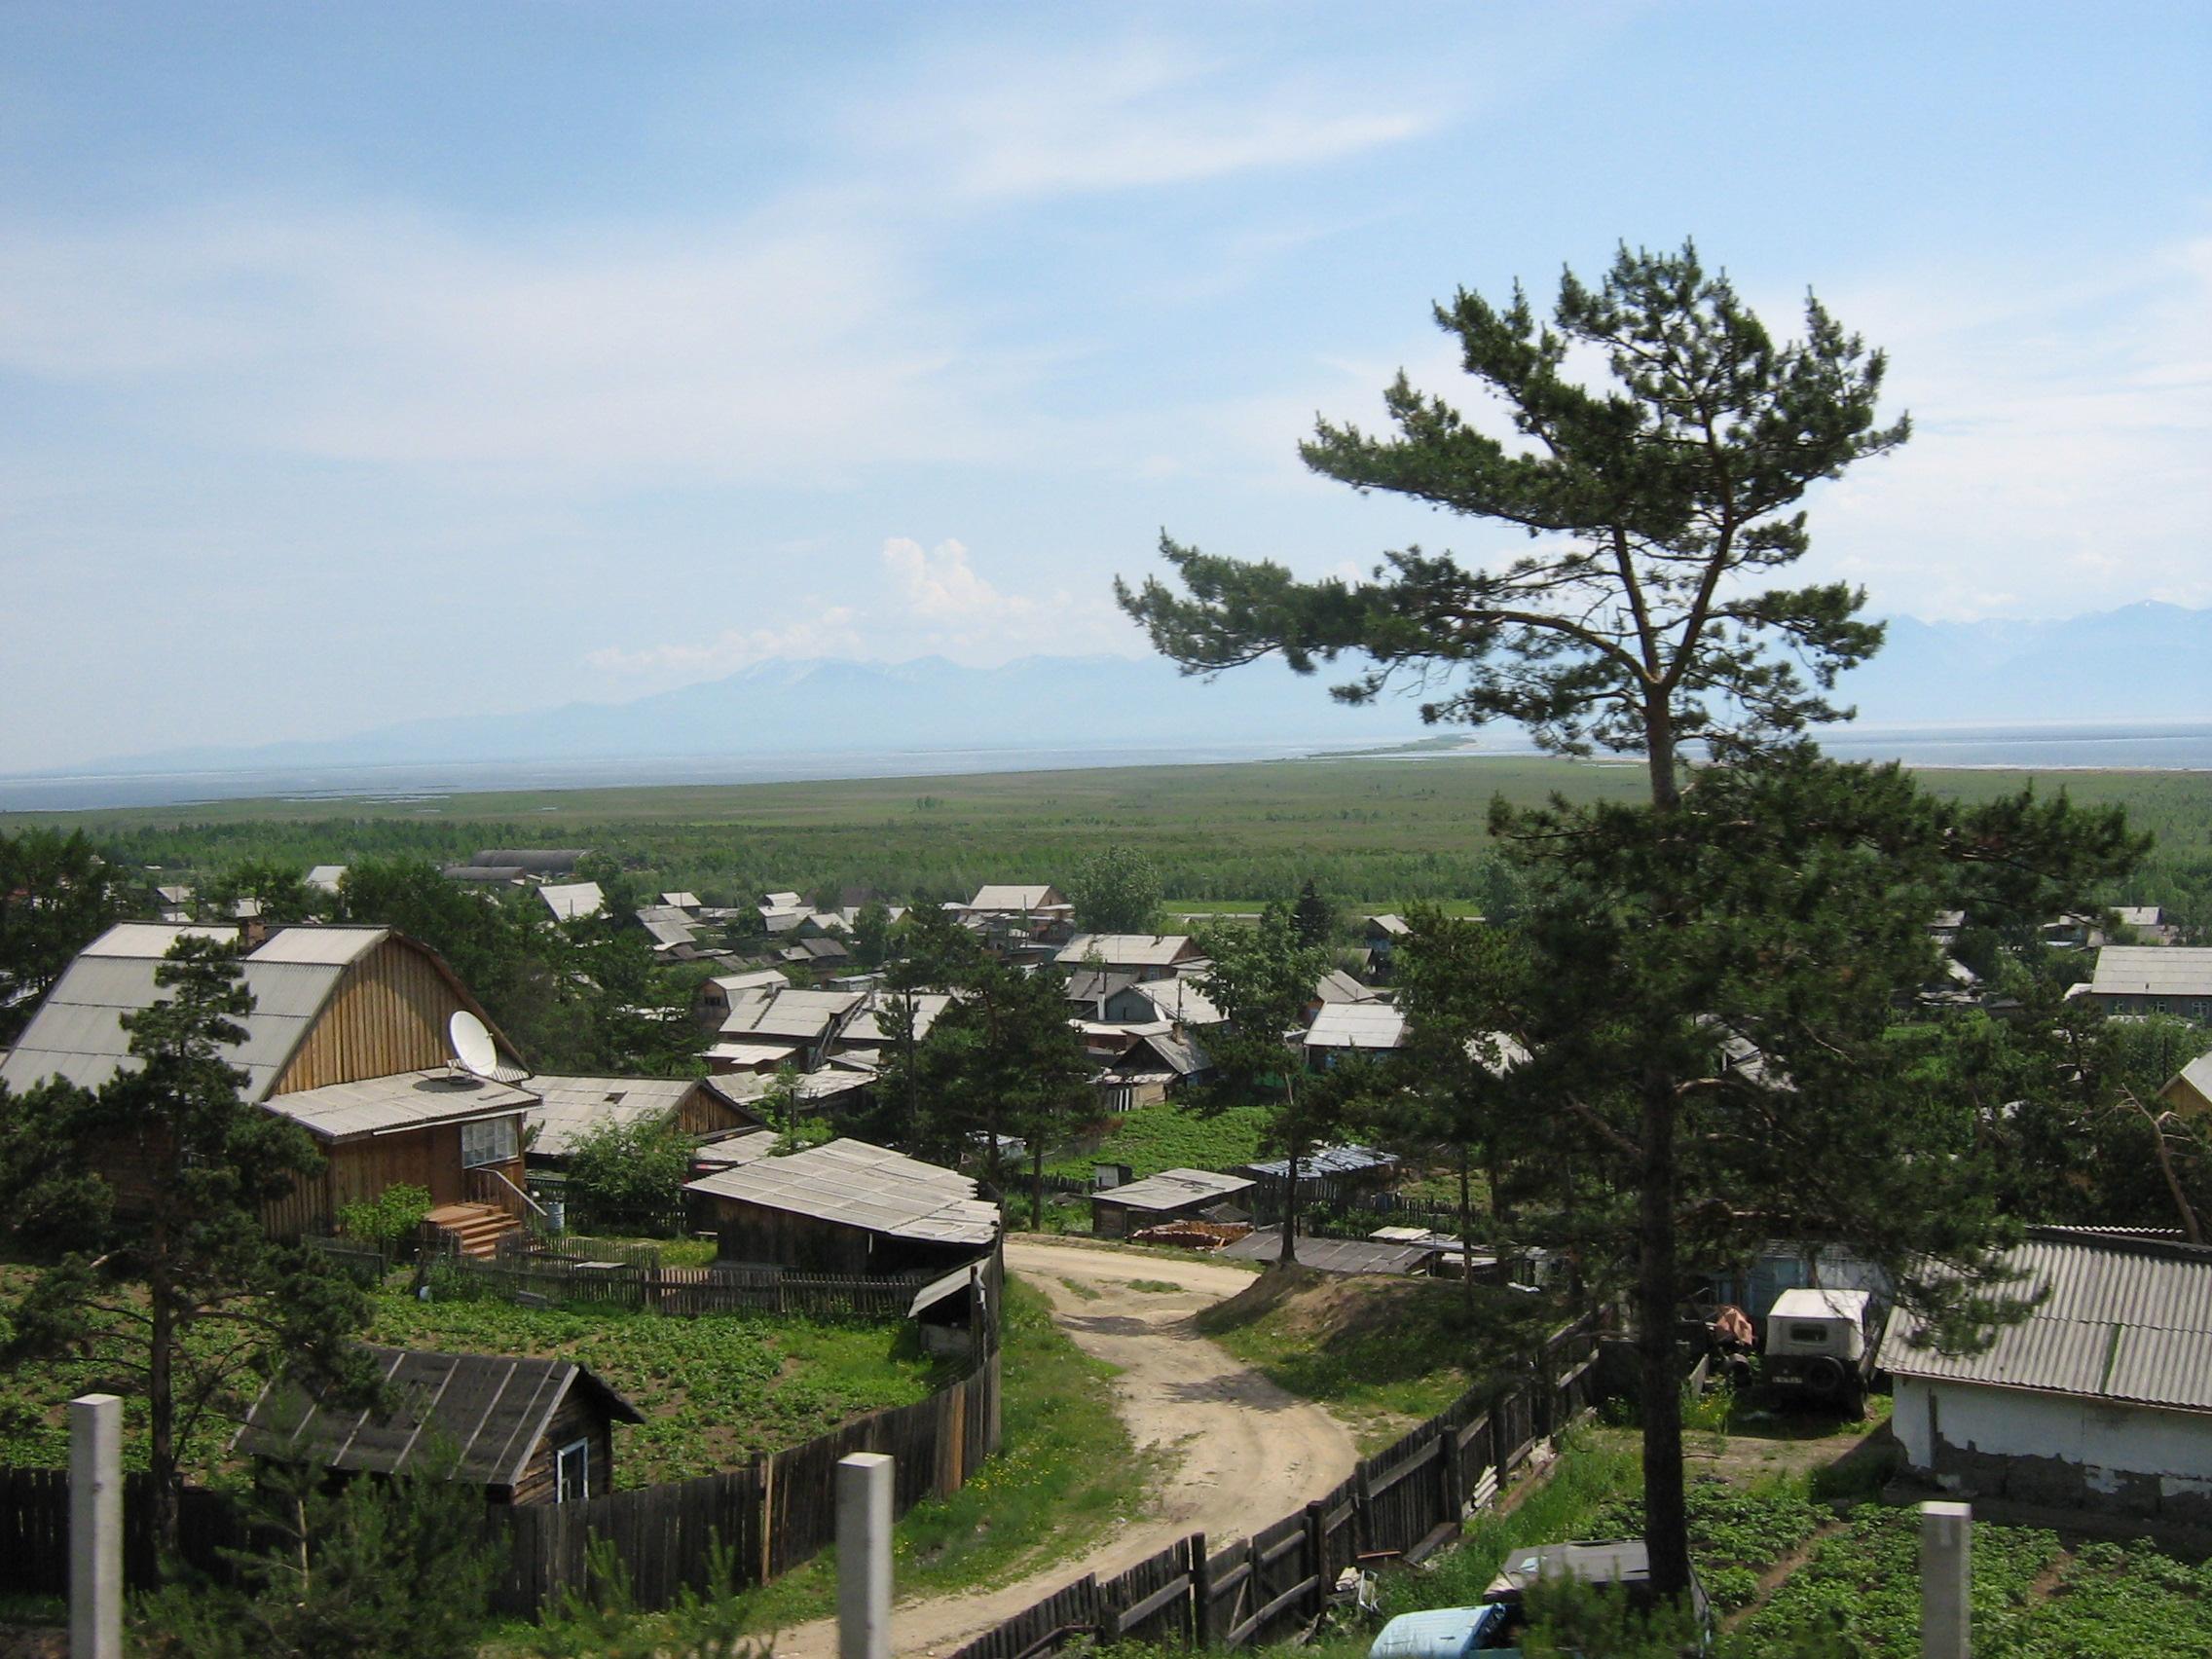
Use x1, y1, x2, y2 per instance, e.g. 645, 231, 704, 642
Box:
461, 1117, 519, 1169
556, 1438, 590, 1502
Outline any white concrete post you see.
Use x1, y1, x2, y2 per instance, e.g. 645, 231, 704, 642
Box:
1920, 1499, 1972, 1659
69, 1393, 123, 1659
836, 1452, 893, 1659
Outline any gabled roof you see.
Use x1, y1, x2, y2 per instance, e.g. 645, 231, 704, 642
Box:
1106, 1029, 1208, 1079
1054, 934, 1198, 969
661, 892, 702, 910
1065, 967, 1140, 1005
266, 1070, 536, 1141
1366, 914, 1411, 939
705, 969, 789, 997
1878, 1228, 2212, 1414
0, 923, 382, 1100
305, 866, 348, 895
2088, 946, 2212, 999
524, 1075, 735, 1160
1314, 969, 1378, 1005
1126, 976, 1224, 1027
538, 882, 606, 923
236, 1345, 641, 1488
964, 884, 1068, 913
837, 992, 955, 1047
684, 1137, 999, 1245
719, 986, 866, 1042
1304, 1002, 1408, 1051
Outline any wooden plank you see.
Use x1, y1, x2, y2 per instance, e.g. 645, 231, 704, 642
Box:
1366, 1433, 1440, 1497
1226, 1575, 1320, 1645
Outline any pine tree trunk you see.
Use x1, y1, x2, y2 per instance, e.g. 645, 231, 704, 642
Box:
1637, 1079, 1691, 1599
148, 1254, 180, 1568
1279, 1140, 1301, 1266
1645, 705, 1681, 811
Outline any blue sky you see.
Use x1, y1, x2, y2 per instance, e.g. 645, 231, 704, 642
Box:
2, 1, 2206, 771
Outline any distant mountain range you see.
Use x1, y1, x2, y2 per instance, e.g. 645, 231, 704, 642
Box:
57, 602, 2212, 779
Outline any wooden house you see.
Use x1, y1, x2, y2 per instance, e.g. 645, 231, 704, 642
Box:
2081, 946, 2212, 1022
0, 922, 535, 1246
1052, 934, 1203, 981
522, 1075, 759, 1167
236, 1345, 643, 1505
1089, 1167, 1253, 1239
684, 1137, 999, 1276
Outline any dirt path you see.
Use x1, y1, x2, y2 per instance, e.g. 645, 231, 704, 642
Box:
771, 1237, 1360, 1657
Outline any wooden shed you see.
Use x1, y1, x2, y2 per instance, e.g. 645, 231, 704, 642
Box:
521, 1075, 759, 1167
237, 1345, 644, 1504
684, 1137, 999, 1276
1089, 1167, 1254, 1240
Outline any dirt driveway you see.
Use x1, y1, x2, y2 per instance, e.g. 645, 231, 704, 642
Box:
772, 1236, 1359, 1657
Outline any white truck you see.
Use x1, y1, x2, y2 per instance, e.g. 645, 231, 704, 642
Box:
1761, 1287, 1878, 1415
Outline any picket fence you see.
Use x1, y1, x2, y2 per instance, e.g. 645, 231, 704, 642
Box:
0, 1245, 1004, 1620
949, 1316, 1601, 1658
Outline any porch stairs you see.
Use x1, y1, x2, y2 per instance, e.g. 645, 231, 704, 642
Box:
424, 1201, 525, 1259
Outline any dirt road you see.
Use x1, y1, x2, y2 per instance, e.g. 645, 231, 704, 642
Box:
772, 1236, 1358, 1657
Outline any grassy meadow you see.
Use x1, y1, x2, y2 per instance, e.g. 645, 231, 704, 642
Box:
6, 756, 2205, 913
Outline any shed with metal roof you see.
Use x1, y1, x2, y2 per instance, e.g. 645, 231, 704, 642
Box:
1089, 1167, 1253, 1239
685, 1137, 999, 1275
237, 1344, 642, 1505
522, 1074, 757, 1164
1879, 1227, 2212, 1523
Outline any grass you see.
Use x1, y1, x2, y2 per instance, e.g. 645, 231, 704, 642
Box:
1122, 1279, 1186, 1294
370, 1284, 949, 1487
1196, 1267, 1554, 1453
1047, 1100, 1272, 1180
679, 1276, 1159, 1640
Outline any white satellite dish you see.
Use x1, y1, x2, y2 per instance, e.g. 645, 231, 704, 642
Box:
448, 1011, 498, 1080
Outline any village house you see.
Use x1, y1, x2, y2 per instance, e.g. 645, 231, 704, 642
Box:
711, 983, 868, 1072
780, 933, 853, 980
1363, 913, 1411, 979
442, 863, 530, 886
1064, 966, 1140, 1020
520, 1075, 759, 1169
2158, 1053, 2212, 1118
1880, 1227, 2212, 1525
1303, 1000, 1409, 1065
1235, 1143, 1400, 1201
684, 1137, 999, 1276
1096, 1028, 1210, 1109
1089, 1167, 1254, 1239
0, 922, 536, 1250
1101, 974, 1224, 1030
305, 866, 348, 896
830, 991, 956, 1062
236, 1344, 643, 1505
1053, 933, 1204, 981
2078, 946, 2212, 1022
537, 882, 607, 924
692, 968, 790, 1029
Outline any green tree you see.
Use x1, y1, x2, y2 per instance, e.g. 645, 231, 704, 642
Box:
0, 828, 129, 1043
0, 936, 377, 1564
850, 900, 897, 970
202, 859, 321, 924
1483, 749, 2139, 1597
1290, 880, 1336, 949
1193, 903, 1336, 1265
1117, 240, 1909, 809
1067, 844, 1164, 936
564, 1113, 694, 1235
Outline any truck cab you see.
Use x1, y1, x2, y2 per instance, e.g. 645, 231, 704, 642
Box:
1761, 1287, 1877, 1415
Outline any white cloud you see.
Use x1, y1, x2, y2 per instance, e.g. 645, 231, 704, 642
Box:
585, 607, 864, 677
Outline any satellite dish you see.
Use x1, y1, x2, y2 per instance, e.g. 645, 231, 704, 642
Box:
449, 1011, 498, 1080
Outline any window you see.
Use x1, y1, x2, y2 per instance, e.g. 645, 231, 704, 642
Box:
461, 1116, 519, 1169
556, 1438, 590, 1503
1788, 1324, 1831, 1346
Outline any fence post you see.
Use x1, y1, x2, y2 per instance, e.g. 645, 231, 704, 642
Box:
1440, 1419, 1464, 1525
836, 1453, 893, 1659
1189, 1531, 1210, 1646
1305, 1498, 1328, 1618
1920, 1500, 1972, 1659
69, 1394, 122, 1659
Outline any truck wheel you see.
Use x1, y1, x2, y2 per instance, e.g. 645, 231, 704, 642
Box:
1805, 1355, 1846, 1398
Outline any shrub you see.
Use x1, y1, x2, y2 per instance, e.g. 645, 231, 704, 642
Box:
565, 1115, 692, 1235
336, 1183, 431, 1260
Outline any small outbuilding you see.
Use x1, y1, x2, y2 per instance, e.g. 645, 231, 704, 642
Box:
684, 1137, 1000, 1275
522, 1075, 759, 1166
1089, 1166, 1254, 1239
236, 1344, 644, 1505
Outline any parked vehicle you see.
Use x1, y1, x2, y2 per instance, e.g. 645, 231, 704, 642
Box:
1366, 1539, 1712, 1658
1761, 1287, 1879, 1415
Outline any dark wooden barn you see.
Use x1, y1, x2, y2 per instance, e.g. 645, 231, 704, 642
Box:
684, 1137, 1000, 1276
236, 1345, 644, 1505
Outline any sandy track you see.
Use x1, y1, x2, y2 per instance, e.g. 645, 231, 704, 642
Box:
771, 1236, 1358, 1657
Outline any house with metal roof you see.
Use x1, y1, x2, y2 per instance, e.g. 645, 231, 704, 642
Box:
1089, 1167, 1254, 1239
521, 1075, 758, 1165
1053, 934, 1203, 980
538, 882, 607, 924
2160, 1053, 2212, 1119
236, 1344, 643, 1505
1303, 1001, 1409, 1062
715, 984, 868, 1070
1102, 975, 1225, 1030
684, 1137, 998, 1275
1879, 1227, 2212, 1523
2079, 946, 2212, 1022
0, 922, 536, 1247
958, 884, 1073, 919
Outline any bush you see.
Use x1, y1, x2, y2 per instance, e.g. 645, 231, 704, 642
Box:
565, 1116, 692, 1236
336, 1183, 431, 1260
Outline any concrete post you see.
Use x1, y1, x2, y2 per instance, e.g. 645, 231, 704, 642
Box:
836, 1452, 893, 1659
1920, 1499, 1972, 1659
70, 1393, 123, 1659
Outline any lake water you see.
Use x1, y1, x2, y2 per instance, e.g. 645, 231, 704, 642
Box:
1, 722, 2205, 813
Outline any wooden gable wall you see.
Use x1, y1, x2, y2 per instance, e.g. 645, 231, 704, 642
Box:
270, 937, 489, 1095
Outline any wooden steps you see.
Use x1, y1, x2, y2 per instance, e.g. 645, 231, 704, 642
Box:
424, 1201, 525, 1259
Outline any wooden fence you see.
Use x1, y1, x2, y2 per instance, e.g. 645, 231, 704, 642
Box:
0, 1244, 1005, 1620
433, 1235, 945, 1320
950, 1315, 1601, 1658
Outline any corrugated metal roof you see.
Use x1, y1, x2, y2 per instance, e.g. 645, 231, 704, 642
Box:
1096, 1167, 1254, 1210
707, 1041, 803, 1067
539, 882, 606, 922
719, 987, 864, 1042
690, 1129, 780, 1168
236, 1345, 640, 1488
524, 1075, 711, 1159
1240, 1143, 1398, 1181
966, 885, 1066, 912
1220, 1231, 1435, 1274
246, 927, 387, 966
838, 993, 953, 1047
1366, 914, 1411, 938
1879, 1231, 2212, 1413
90, 922, 236, 958
1314, 969, 1380, 1005
2089, 946, 2212, 998
661, 892, 702, 910
684, 1137, 998, 1245
305, 866, 348, 894
267, 1070, 536, 1139
1055, 934, 1197, 969
1132, 977, 1223, 1026
1304, 1003, 1408, 1050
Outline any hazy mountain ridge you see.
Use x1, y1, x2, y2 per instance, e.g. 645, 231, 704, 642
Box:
53, 603, 2212, 779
